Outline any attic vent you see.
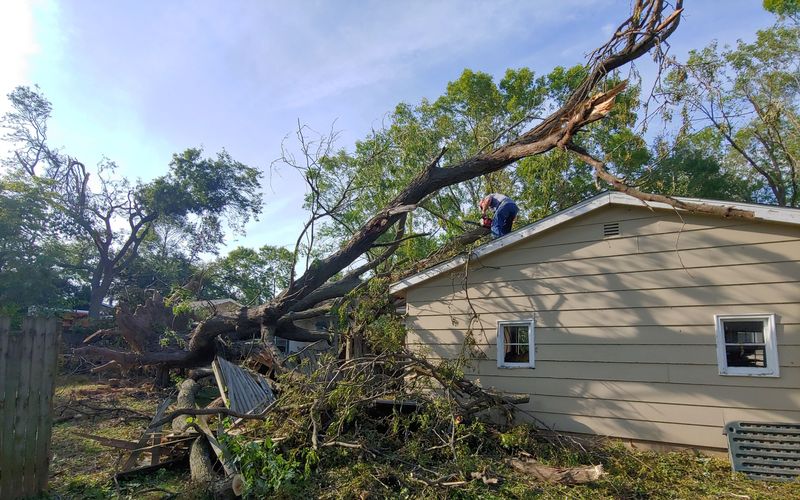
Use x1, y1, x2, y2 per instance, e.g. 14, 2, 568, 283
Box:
603, 222, 620, 237
726, 421, 800, 482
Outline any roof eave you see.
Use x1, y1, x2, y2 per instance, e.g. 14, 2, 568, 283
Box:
389, 192, 800, 295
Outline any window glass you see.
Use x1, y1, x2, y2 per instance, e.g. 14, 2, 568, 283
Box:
723, 321, 764, 344
722, 320, 767, 368
715, 314, 778, 377
503, 324, 530, 364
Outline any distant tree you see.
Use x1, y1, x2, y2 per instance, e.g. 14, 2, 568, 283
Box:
635, 131, 759, 201
664, 24, 800, 206
1, 86, 263, 317
0, 178, 56, 316
205, 245, 294, 305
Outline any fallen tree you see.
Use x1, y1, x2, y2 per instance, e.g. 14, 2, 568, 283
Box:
72, 0, 754, 375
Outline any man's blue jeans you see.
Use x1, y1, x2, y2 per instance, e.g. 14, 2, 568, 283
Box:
491, 201, 518, 238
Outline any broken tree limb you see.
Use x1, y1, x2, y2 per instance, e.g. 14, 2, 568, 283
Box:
566, 142, 756, 219
173, 378, 200, 432
279, 306, 331, 322
89, 359, 121, 374
151, 401, 282, 429
72, 432, 140, 450
274, 2, 684, 314
509, 458, 605, 485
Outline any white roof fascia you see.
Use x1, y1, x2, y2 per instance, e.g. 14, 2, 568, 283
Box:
389, 192, 800, 295
607, 192, 800, 225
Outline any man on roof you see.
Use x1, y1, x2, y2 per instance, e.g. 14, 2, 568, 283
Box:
479, 193, 519, 238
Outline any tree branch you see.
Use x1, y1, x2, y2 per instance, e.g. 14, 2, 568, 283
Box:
566, 142, 755, 219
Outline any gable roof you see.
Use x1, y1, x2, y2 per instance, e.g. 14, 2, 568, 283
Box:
389, 191, 800, 295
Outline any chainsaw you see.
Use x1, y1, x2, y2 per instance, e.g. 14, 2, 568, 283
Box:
466, 217, 493, 229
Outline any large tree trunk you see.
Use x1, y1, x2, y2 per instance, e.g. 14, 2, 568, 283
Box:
88, 262, 114, 318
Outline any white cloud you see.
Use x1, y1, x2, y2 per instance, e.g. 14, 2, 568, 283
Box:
0, 1, 38, 111
213, 0, 601, 109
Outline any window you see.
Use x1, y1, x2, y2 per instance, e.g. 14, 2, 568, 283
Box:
274, 336, 289, 354
714, 314, 779, 377
497, 320, 535, 368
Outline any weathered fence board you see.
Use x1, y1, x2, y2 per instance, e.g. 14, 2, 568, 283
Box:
0, 317, 60, 499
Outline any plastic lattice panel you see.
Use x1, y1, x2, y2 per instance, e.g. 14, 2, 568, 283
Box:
725, 421, 800, 482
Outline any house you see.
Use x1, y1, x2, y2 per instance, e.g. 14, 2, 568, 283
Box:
390, 192, 800, 451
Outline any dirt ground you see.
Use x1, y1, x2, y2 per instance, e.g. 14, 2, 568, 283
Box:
47, 374, 194, 499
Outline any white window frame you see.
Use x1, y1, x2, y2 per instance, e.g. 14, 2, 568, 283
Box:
714, 314, 779, 377
497, 319, 535, 369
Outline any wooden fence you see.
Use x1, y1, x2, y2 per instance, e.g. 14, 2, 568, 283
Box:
0, 317, 60, 499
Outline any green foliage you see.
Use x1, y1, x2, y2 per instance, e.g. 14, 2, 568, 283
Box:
637, 132, 760, 201
341, 277, 407, 352
222, 435, 313, 497
0, 177, 90, 317
764, 0, 800, 18
158, 327, 187, 348
1, 86, 264, 316
205, 244, 294, 305
142, 147, 262, 233
497, 424, 537, 451
164, 284, 197, 317
665, 23, 800, 206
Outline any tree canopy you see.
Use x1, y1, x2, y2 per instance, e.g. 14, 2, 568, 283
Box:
1, 86, 263, 317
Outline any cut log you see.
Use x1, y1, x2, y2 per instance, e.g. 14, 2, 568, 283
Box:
172, 378, 200, 432
509, 458, 605, 484
189, 423, 245, 499
189, 435, 217, 483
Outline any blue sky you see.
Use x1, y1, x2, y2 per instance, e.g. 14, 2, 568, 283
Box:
0, 0, 776, 254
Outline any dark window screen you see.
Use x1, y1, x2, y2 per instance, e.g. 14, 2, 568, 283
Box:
503, 324, 530, 364
723, 320, 767, 368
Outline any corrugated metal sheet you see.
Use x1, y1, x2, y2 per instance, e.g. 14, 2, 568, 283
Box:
725, 421, 800, 482
212, 356, 275, 414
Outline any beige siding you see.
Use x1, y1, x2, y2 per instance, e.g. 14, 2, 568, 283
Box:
407, 324, 799, 346
408, 345, 800, 366
404, 204, 800, 449
406, 304, 800, 330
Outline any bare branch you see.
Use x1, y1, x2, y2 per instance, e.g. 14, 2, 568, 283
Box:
566, 142, 755, 219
